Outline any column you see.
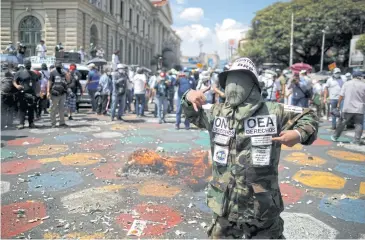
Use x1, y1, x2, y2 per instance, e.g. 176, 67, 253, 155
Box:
0, 6, 11, 50
45, 9, 58, 56
65, 9, 78, 51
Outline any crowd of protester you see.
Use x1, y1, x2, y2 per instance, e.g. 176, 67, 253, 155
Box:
258, 67, 365, 145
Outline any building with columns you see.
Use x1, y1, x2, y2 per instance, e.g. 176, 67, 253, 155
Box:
0, 0, 181, 69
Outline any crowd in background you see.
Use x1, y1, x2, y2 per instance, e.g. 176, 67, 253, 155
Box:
258, 67, 365, 145
1, 58, 364, 145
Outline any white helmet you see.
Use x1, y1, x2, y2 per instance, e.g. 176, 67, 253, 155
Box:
117, 63, 127, 69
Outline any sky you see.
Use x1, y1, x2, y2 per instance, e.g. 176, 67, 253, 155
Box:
170, 0, 287, 60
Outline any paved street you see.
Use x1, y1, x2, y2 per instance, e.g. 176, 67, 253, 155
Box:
1, 110, 365, 239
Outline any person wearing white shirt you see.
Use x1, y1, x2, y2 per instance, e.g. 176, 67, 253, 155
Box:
36, 40, 47, 58
111, 50, 120, 71
78, 46, 85, 63
133, 68, 147, 117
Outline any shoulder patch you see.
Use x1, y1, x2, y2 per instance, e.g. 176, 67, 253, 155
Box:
283, 104, 303, 114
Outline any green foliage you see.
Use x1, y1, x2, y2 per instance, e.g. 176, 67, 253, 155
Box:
238, 40, 267, 66
356, 34, 365, 53
250, 0, 365, 68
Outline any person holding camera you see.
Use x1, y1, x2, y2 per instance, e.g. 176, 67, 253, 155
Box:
289, 72, 311, 107
48, 61, 69, 127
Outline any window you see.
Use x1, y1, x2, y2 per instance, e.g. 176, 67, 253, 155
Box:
120, 1, 124, 21
136, 14, 140, 33
109, 0, 113, 14
143, 19, 145, 36
129, 8, 132, 29
148, 24, 150, 37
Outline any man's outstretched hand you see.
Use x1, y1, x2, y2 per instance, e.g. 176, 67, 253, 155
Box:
272, 130, 301, 147
186, 90, 207, 112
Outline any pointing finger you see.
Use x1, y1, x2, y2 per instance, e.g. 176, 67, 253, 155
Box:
192, 102, 198, 112
272, 137, 283, 142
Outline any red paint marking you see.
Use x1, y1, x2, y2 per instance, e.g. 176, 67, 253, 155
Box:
77, 139, 116, 151
280, 183, 305, 205
312, 138, 332, 146
278, 165, 285, 172
92, 162, 124, 179
115, 204, 183, 237
1, 160, 41, 175
1, 201, 47, 238
6, 137, 43, 146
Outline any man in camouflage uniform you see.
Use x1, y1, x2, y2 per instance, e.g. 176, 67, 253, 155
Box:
182, 57, 318, 239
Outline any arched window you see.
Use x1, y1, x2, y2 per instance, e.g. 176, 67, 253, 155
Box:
90, 25, 98, 46
119, 39, 124, 62
19, 16, 42, 56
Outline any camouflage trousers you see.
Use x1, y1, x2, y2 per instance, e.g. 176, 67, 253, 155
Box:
207, 214, 285, 239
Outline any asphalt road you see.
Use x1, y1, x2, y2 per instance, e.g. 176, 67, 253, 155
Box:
1, 110, 365, 239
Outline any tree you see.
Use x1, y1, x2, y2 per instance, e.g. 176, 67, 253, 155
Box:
238, 40, 267, 66
249, 0, 365, 69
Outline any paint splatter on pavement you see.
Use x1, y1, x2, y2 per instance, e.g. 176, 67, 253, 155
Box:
1, 111, 365, 239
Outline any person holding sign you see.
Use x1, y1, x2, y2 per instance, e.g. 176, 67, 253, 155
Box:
182, 57, 318, 239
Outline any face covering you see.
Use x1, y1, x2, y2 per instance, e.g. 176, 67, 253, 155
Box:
225, 71, 259, 107
69, 65, 76, 71
118, 69, 125, 74
334, 73, 341, 79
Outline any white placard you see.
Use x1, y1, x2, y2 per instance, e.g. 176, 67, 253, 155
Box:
284, 105, 303, 114
214, 134, 230, 145
244, 115, 277, 136
251, 136, 272, 146
252, 147, 271, 166
213, 145, 229, 165
212, 117, 235, 137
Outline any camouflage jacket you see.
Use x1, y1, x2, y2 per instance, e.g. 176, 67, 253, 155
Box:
182, 95, 318, 223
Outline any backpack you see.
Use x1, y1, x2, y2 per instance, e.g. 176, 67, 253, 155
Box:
51, 71, 67, 96
157, 82, 167, 97
115, 73, 127, 96
1, 72, 16, 95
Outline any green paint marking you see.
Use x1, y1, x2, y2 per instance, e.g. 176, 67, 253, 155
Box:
194, 138, 211, 148
320, 134, 351, 143
121, 136, 155, 145
1, 149, 16, 160
159, 143, 191, 152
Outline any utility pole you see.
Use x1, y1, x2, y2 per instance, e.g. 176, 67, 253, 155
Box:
320, 29, 326, 72
289, 12, 294, 66
199, 41, 203, 55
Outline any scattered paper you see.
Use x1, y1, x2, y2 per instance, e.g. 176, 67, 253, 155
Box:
127, 220, 147, 237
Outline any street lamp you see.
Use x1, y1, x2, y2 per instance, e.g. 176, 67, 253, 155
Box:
320, 26, 329, 72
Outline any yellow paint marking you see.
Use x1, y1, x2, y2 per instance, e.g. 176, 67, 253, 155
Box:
97, 184, 127, 191
284, 152, 327, 166
327, 150, 365, 162
44, 232, 105, 240
293, 170, 346, 190
27, 144, 68, 156
38, 158, 59, 164
138, 180, 181, 197
58, 153, 102, 166
111, 124, 136, 131
282, 144, 303, 151
360, 182, 365, 195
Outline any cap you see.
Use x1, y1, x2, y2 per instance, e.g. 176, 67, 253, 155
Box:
345, 73, 352, 77
352, 71, 362, 78
117, 63, 127, 69
333, 68, 341, 74
159, 72, 166, 78
88, 63, 96, 69
218, 57, 259, 91
40, 39, 45, 43
24, 59, 32, 67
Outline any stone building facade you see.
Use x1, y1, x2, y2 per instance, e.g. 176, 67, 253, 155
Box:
0, 0, 181, 68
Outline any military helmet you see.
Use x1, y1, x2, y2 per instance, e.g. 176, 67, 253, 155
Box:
218, 57, 260, 92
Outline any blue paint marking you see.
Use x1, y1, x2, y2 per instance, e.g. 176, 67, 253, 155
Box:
194, 191, 212, 214
55, 134, 88, 143
121, 136, 155, 144
334, 163, 365, 177
1, 148, 16, 160
194, 131, 211, 148
318, 128, 331, 134
28, 171, 83, 192
159, 143, 191, 152
319, 197, 365, 224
